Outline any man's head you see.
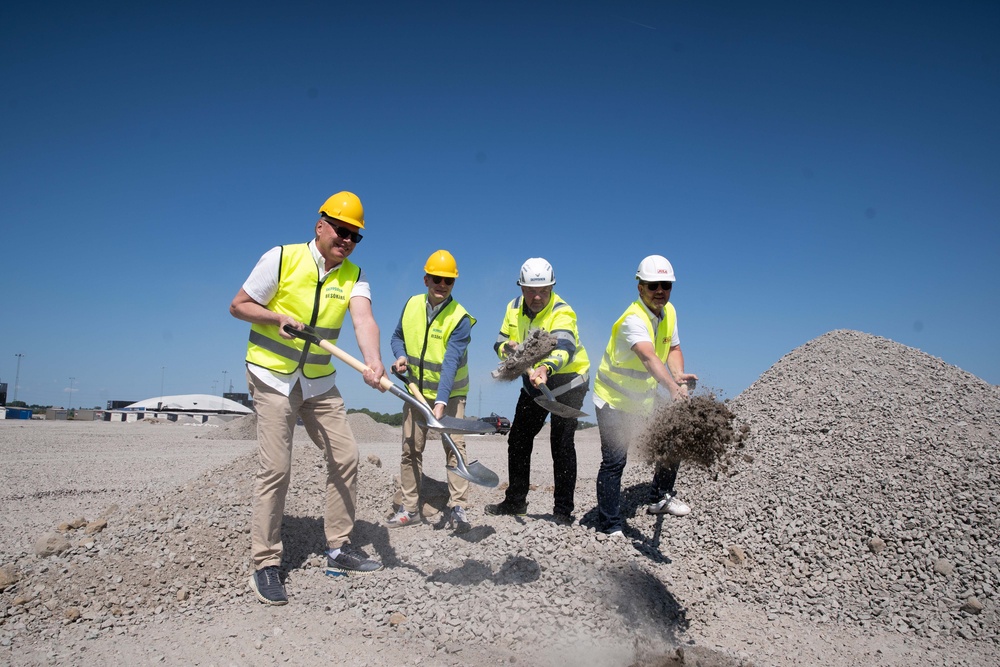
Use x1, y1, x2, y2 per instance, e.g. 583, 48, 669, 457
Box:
424, 249, 458, 305
635, 255, 676, 312
315, 191, 365, 266
518, 257, 555, 313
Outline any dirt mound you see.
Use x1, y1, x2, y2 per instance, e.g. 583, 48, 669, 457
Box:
196, 412, 400, 443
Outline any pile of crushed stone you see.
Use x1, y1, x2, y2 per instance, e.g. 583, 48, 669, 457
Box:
641, 330, 999, 642
1, 329, 997, 662
197, 412, 399, 443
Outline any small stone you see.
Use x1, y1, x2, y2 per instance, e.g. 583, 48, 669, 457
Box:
177, 588, 189, 601
84, 518, 108, 535
868, 537, 886, 554
389, 612, 407, 626
960, 597, 984, 615
367, 454, 382, 468
0, 564, 20, 592
728, 545, 747, 564
34, 532, 72, 557
65, 607, 81, 621
68, 517, 87, 529
933, 558, 954, 575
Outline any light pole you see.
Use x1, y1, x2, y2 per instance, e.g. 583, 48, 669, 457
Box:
69, 377, 75, 410
13, 353, 23, 404
221, 370, 228, 396
160, 366, 165, 401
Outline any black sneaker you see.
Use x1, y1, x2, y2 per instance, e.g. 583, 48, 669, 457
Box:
553, 511, 574, 526
326, 546, 383, 575
484, 501, 527, 516
248, 566, 287, 606
448, 506, 472, 534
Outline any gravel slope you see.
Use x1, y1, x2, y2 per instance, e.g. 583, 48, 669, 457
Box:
0, 329, 997, 666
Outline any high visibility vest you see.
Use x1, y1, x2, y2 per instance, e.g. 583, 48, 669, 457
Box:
594, 300, 676, 414
400, 295, 476, 401
246, 243, 358, 378
498, 292, 590, 378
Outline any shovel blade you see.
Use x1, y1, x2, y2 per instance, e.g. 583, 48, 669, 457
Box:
447, 460, 500, 488
429, 415, 497, 435
533, 397, 588, 419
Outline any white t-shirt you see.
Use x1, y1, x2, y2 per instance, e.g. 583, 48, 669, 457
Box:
242, 240, 371, 399
594, 301, 680, 409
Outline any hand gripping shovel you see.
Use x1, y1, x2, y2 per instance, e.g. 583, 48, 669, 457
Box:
391, 369, 499, 488
535, 382, 588, 419
283, 325, 494, 437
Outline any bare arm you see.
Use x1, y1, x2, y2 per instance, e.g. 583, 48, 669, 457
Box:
632, 341, 686, 400
349, 295, 386, 390
229, 289, 302, 339
666, 345, 698, 397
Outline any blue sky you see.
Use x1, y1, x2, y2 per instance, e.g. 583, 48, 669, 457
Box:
2, 1, 998, 416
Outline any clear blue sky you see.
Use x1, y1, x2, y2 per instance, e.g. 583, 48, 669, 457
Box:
2, 1, 998, 416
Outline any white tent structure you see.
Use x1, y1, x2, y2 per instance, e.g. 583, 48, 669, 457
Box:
125, 394, 252, 414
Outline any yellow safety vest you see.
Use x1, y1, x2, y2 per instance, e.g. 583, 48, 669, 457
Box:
594, 300, 676, 414
498, 292, 590, 378
401, 295, 476, 401
246, 243, 358, 378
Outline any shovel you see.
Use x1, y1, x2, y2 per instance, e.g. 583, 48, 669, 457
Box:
534, 382, 589, 419
283, 325, 494, 436
391, 369, 499, 488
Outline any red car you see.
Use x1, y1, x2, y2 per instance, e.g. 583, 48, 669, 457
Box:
478, 413, 511, 435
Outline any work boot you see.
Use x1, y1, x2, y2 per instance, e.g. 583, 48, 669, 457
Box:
484, 500, 527, 516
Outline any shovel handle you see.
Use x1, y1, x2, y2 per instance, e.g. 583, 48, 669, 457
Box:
391, 368, 430, 407
283, 324, 394, 392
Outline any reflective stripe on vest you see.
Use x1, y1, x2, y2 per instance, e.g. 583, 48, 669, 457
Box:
499, 292, 589, 377
245, 243, 358, 378
401, 294, 476, 400
594, 300, 676, 414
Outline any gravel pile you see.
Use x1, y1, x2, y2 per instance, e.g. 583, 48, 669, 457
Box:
1, 329, 997, 661
657, 329, 998, 642
197, 412, 401, 443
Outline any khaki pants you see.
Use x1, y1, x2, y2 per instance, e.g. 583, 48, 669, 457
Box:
393, 396, 469, 512
248, 371, 358, 569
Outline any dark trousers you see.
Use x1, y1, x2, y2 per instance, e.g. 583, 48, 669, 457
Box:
595, 404, 680, 532
503, 382, 588, 515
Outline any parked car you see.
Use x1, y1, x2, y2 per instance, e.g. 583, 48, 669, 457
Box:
478, 413, 511, 435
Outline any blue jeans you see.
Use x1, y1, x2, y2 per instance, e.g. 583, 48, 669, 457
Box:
595, 405, 679, 532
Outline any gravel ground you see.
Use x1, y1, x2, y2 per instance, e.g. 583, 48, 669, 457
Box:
0, 329, 997, 666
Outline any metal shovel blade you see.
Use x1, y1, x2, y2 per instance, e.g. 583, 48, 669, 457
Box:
535, 383, 588, 418
442, 433, 499, 488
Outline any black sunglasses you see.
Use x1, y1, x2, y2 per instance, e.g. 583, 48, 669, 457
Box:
323, 216, 363, 243
641, 281, 673, 291
429, 275, 455, 285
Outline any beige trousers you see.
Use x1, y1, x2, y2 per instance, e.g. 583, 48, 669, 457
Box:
393, 396, 469, 512
248, 371, 358, 569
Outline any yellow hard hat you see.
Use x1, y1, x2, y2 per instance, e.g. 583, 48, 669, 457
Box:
424, 250, 458, 278
318, 191, 365, 229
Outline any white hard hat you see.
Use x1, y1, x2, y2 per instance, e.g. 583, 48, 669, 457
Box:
636, 255, 676, 282
518, 257, 555, 287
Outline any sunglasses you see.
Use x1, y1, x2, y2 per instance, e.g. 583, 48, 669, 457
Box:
429, 275, 455, 285
641, 281, 673, 291
323, 217, 363, 243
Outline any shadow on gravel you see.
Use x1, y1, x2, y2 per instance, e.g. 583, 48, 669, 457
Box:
607, 564, 688, 642
427, 555, 541, 586
280, 515, 327, 571
355, 519, 428, 577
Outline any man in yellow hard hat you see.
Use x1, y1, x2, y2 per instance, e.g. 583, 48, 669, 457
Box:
593, 255, 698, 538
230, 191, 385, 606
385, 250, 477, 533
485, 258, 590, 524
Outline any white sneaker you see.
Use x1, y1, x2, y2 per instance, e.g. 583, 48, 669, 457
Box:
647, 494, 690, 517
384, 509, 419, 528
